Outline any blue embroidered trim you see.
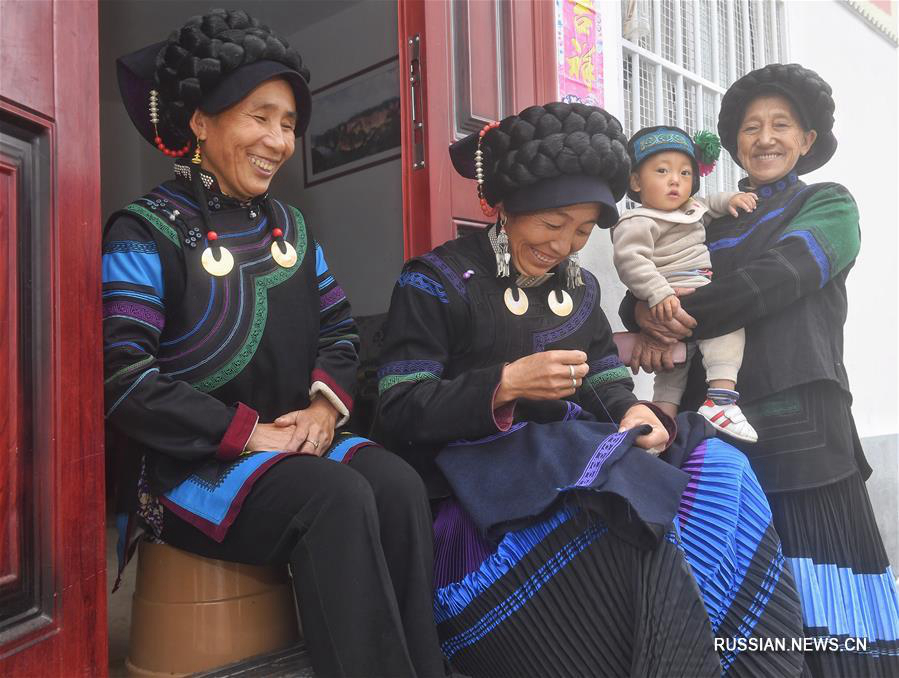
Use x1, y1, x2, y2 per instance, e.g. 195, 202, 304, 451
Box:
446, 422, 529, 447
103, 240, 159, 255
708, 185, 812, 252
588, 354, 623, 375
324, 434, 373, 463
164, 452, 280, 525
562, 401, 582, 421
532, 274, 597, 352
421, 252, 468, 301
568, 432, 627, 487
779, 230, 830, 287
398, 271, 449, 303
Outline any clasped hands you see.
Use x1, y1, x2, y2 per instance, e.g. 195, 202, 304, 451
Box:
632, 288, 698, 375
244, 396, 339, 456
494, 349, 669, 452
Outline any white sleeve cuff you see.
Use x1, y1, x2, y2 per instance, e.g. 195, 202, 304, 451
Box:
310, 381, 350, 427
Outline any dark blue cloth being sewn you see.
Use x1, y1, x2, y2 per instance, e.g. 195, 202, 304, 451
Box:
436, 409, 694, 548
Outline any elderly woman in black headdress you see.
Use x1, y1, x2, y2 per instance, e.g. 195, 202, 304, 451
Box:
376, 102, 807, 677
622, 63, 899, 677
104, 9, 447, 677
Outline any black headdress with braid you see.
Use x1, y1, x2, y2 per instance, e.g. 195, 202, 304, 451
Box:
117, 8, 312, 153
450, 102, 631, 228
717, 63, 837, 175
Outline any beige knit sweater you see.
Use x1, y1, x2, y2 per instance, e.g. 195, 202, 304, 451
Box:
611, 192, 735, 307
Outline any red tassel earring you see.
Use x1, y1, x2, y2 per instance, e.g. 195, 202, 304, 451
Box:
149, 89, 191, 157
475, 120, 500, 217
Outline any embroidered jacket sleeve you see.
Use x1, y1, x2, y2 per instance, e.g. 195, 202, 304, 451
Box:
309, 242, 359, 426
103, 213, 258, 463
377, 260, 510, 446
575, 272, 639, 422
682, 184, 861, 340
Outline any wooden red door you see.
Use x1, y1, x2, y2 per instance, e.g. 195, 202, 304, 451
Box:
0, 0, 106, 674
398, 0, 557, 257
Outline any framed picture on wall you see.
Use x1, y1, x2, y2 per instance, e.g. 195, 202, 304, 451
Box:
302, 56, 402, 187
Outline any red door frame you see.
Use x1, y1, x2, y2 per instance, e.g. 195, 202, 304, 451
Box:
0, 0, 106, 674
398, 0, 557, 258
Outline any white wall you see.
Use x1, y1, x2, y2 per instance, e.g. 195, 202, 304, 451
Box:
274, 0, 403, 317
783, 0, 898, 439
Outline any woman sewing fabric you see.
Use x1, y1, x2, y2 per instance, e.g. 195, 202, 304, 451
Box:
622, 63, 899, 677
376, 102, 806, 677
104, 9, 446, 677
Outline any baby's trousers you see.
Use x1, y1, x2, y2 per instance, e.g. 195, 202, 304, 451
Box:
653, 327, 745, 405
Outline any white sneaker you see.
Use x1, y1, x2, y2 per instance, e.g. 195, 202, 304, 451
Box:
697, 399, 758, 443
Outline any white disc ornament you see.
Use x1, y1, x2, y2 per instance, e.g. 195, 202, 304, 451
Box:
201, 246, 234, 276
504, 287, 529, 315
271, 240, 298, 268
548, 290, 573, 317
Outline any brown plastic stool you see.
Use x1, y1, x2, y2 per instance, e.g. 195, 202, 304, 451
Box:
126, 541, 301, 677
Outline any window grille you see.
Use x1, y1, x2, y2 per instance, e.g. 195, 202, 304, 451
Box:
620, 0, 786, 195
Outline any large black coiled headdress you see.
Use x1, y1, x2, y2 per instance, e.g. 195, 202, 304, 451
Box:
117, 8, 312, 152
718, 63, 836, 175
450, 102, 631, 228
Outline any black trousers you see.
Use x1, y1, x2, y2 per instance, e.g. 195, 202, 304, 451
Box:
162, 446, 446, 678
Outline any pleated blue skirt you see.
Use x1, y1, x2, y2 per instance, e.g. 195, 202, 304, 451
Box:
434, 438, 806, 677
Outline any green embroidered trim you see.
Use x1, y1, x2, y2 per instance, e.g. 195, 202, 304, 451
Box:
378, 372, 439, 395
125, 203, 181, 249
287, 205, 309, 265
743, 392, 801, 418
190, 208, 307, 393
585, 366, 630, 389
105, 355, 155, 385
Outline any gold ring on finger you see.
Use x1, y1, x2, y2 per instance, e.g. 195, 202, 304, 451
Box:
311, 440, 319, 448
568, 364, 575, 379
571, 377, 577, 389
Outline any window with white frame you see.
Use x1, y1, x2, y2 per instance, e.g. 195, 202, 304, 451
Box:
620, 0, 786, 195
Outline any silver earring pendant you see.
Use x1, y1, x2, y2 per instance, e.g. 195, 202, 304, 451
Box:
548, 289, 573, 316
495, 220, 511, 278
504, 286, 528, 315
566, 252, 583, 289
201, 246, 234, 276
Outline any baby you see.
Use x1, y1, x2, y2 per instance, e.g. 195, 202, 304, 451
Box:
612, 126, 758, 443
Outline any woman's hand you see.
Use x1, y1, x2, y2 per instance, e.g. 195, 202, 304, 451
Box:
634, 295, 696, 343
628, 332, 677, 375
272, 397, 339, 456
244, 423, 299, 454
619, 403, 669, 453
494, 350, 589, 406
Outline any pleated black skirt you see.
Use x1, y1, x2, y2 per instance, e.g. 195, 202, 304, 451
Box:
769, 471, 899, 677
